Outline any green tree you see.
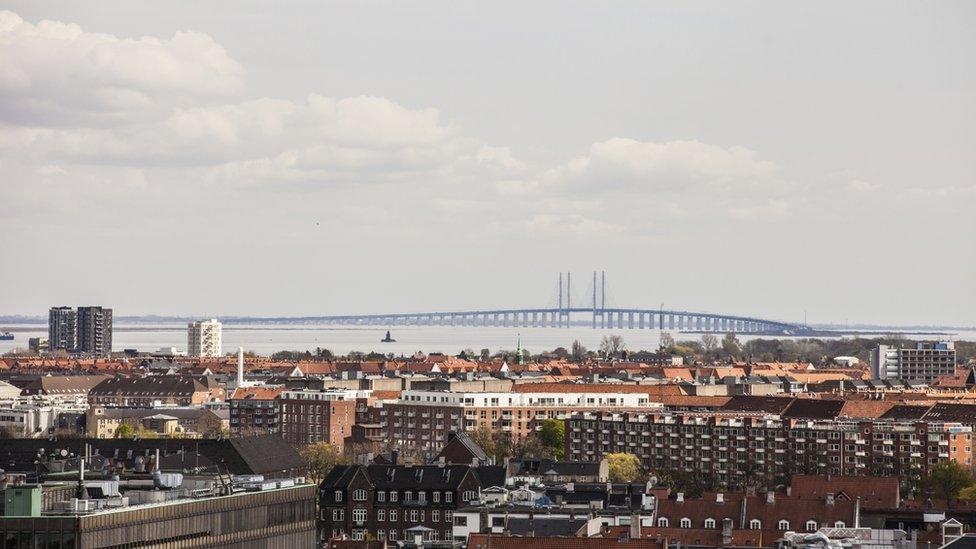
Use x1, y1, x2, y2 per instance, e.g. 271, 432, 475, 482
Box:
607, 453, 645, 482
301, 442, 350, 485
114, 423, 134, 438
959, 485, 976, 500
471, 425, 496, 460
923, 461, 974, 499
538, 419, 566, 459
721, 332, 742, 357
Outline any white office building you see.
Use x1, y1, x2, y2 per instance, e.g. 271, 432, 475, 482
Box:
872, 341, 956, 383
187, 318, 222, 358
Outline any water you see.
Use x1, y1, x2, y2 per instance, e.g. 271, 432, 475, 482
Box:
1, 323, 973, 357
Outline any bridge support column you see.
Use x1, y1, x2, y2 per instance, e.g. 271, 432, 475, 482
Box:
607, 312, 613, 329
627, 312, 634, 329
638, 313, 645, 329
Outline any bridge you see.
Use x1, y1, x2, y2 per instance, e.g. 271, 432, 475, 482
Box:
310, 272, 810, 335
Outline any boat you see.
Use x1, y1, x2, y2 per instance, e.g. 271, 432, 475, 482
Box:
0, 332, 13, 341
380, 330, 396, 343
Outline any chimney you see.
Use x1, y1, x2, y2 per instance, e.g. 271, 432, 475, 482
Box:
391, 449, 398, 465
716, 493, 724, 504
766, 491, 775, 504
676, 492, 684, 503
630, 513, 642, 539
237, 347, 244, 387
826, 492, 835, 506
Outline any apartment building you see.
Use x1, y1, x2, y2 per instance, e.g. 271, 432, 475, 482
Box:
278, 389, 364, 448
187, 318, 222, 357
566, 411, 973, 489
365, 389, 664, 457
873, 341, 956, 383
76, 306, 113, 354
229, 386, 284, 435
88, 376, 223, 406
47, 306, 76, 352
319, 463, 484, 543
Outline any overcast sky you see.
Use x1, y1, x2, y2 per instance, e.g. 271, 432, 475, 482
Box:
1, 1, 973, 326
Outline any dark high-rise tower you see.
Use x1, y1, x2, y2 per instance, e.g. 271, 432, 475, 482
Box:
77, 306, 113, 354
48, 306, 77, 351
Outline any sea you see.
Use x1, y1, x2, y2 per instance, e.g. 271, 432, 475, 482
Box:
0, 323, 973, 357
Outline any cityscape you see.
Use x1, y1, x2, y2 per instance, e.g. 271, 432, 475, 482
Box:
2, 3, 974, 549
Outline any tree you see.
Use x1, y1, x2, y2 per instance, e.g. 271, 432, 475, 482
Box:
607, 453, 645, 483
114, 423, 134, 439
513, 434, 549, 460
701, 334, 719, 353
923, 461, 974, 499
471, 425, 496, 460
301, 442, 350, 485
571, 340, 587, 362
480, 348, 491, 361
659, 332, 675, 351
490, 431, 513, 463
599, 335, 626, 358
958, 485, 976, 500
538, 419, 566, 459
550, 347, 569, 359
721, 333, 742, 357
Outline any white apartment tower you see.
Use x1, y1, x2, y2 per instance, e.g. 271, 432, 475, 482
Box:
187, 318, 222, 357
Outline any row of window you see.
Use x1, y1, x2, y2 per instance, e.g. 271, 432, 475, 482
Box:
335, 489, 474, 503
331, 508, 454, 523
656, 518, 843, 531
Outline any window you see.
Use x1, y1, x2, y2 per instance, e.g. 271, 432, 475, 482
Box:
390, 510, 398, 522
445, 492, 453, 503
778, 520, 790, 530
454, 514, 466, 526
750, 519, 761, 530
378, 509, 386, 522
353, 509, 367, 523
433, 491, 440, 503
658, 518, 669, 527
432, 510, 440, 522
353, 489, 367, 501
377, 491, 386, 502
334, 490, 343, 502
445, 511, 453, 523
405, 491, 413, 502
390, 491, 399, 502
377, 530, 386, 541
390, 529, 398, 541
834, 521, 846, 528
463, 490, 477, 501
333, 509, 344, 521
680, 518, 692, 528
351, 530, 364, 541
411, 510, 419, 522
704, 518, 716, 529
806, 521, 818, 532
418, 491, 427, 502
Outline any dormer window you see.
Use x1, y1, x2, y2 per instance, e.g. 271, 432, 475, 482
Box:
657, 518, 669, 527
335, 490, 342, 502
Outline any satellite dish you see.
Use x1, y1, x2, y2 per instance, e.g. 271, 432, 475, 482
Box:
60, 449, 68, 457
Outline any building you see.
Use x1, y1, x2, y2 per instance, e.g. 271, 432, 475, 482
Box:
319, 463, 486, 543
278, 389, 361, 448
229, 386, 284, 436
566, 410, 973, 490
88, 376, 224, 406
366, 388, 664, 458
188, 318, 223, 357
86, 406, 228, 438
47, 307, 76, 352
27, 337, 48, 354
873, 342, 956, 383
76, 306, 113, 355
0, 477, 316, 548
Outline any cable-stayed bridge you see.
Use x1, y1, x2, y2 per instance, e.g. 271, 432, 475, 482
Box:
307, 272, 810, 335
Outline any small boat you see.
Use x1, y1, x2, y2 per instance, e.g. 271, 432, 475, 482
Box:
0, 332, 13, 341
381, 330, 396, 343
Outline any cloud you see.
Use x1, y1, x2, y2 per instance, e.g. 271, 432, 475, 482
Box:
555, 137, 776, 193
0, 10, 244, 126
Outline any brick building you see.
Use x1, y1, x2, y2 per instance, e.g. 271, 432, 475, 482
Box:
319, 463, 485, 543
278, 389, 363, 448
88, 376, 224, 406
566, 410, 973, 490
229, 386, 284, 435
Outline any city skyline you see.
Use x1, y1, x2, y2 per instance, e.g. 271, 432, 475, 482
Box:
0, 2, 973, 326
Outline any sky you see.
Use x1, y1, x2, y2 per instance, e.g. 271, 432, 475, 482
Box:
0, 1, 974, 326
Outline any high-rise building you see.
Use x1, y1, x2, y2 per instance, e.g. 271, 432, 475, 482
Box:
872, 341, 956, 382
187, 318, 222, 357
76, 306, 113, 354
48, 306, 77, 351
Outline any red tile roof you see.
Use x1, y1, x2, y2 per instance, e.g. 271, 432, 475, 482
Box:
467, 534, 663, 549
790, 475, 899, 509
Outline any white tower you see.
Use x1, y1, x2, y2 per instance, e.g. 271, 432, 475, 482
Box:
237, 347, 244, 387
